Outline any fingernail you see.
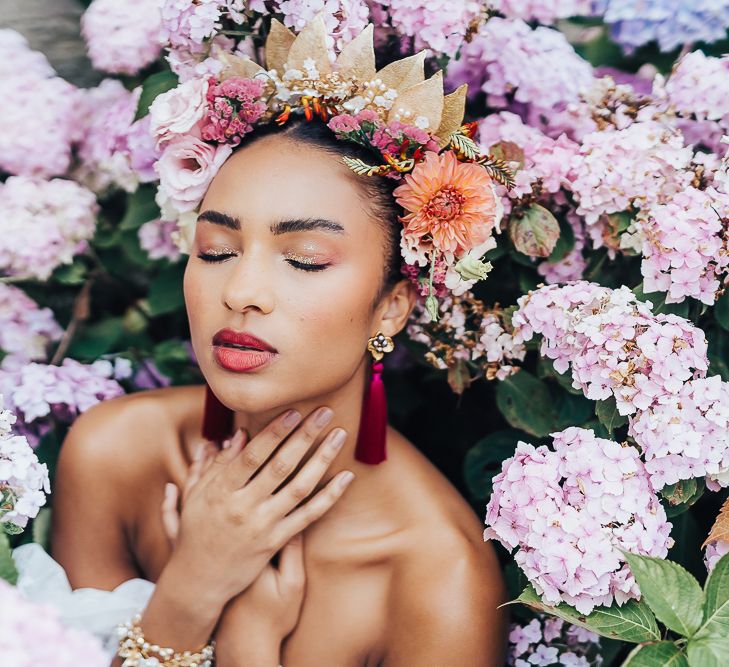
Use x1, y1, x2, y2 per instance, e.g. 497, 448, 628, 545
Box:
194, 443, 205, 460
315, 407, 334, 426
283, 409, 301, 427
222, 438, 232, 450
165, 483, 175, 497
339, 471, 355, 488
328, 429, 347, 451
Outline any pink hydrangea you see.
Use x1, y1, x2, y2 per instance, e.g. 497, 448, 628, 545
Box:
160, 0, 232, 53
485, 427, 673, 614
0, 177, 98, 281
508, 616, 602, 667
0, 32, 81, 178
278, 0, 370, 53
76, 80, 160, 194
492, 0, 596, 23
0, 359, 125, 447
445, 18, 593, 113
629, 376, 729, 490
201, 76, 268, 145
477, 111, 580, 215
567, 121, 695, 247
376, 0, 481, 56
0, 579, 107, 667
705, 540, 729, 573
636, 186, 729, 305
0, 285, 62, 371
81, 0, 163, 75
0, 397, 50, 532
138, 219, 183, 262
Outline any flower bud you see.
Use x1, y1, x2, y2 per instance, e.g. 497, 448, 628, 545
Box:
425, 295, 440, 322
455, 255, 492, 281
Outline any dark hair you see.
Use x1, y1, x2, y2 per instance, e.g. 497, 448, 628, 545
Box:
235, 118, 404, 302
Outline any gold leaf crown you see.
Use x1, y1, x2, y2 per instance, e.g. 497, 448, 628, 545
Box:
217, 14, 468, 147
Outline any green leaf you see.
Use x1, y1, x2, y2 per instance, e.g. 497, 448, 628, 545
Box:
622, 642, 688, 667
495, 370, 557, 437
547, 214, 576, 263
67, 317, 124, 360
686, 635, 729, 667
147, 263, 186, 316
699, 552, 729, 637
134, 70, 179, 121
661, 478, 705, 518
623, 552, 704, 637
595, 395, 628, 432
554, 391, 594, 429
52, 259, 87, 285
0, 533, 18, 585
707, 327, 729, 382
716, 291, 729, 332
119, 185, 160, 231
515, 584, 660, 643
31, 507, 52, 552
508, 204, 561, 258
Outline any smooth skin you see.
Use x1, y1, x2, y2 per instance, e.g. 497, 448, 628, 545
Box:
51, 133, 508, 666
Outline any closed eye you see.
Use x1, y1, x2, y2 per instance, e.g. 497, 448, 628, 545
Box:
286, 259, 329, 272
197, 252, 236, 263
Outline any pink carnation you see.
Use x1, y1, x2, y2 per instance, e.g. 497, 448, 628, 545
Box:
155, 136, 233, 214
201, 76, 267, 145
149, 78, 209, 148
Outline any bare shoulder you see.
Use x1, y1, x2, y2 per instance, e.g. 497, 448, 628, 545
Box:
379, 429, 509, 666
51, 385, 205, 585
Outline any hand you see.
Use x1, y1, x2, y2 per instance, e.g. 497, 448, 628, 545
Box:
161, 443, 307, 647
162, 406, 354, 607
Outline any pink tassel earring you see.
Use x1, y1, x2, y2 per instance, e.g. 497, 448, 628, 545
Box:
354, 332, 394, 465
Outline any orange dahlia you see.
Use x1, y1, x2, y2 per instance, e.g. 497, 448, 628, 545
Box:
393, 150, 501, 255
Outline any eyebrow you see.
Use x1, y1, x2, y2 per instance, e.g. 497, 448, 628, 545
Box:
197, 210, 345, 235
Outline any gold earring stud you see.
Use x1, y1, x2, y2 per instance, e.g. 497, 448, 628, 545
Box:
367, 332, 394, 361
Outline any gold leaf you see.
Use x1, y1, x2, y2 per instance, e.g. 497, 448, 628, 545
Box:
387, 70, 444, 132
703, 496, 729, 548
449, 132, 479, 160
219, 53, 265, 81
286, 13, 331, 75
335, 24, 376, 81
342, 156, 386, 176
265, 19, 295, 73
435, 84, 468, 147
376, 51, 426, 92
478, 154, 516, 189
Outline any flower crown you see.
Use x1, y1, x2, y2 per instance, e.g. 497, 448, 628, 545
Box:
151, 15, 514, 321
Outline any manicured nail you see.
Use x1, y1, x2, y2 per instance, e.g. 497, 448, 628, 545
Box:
165, 483, 175, 497
339, 471, 355, 488
222, 438, 232, 450
283, 409, 301, 427
328, 429, 347, 451
315, 407, 334, 426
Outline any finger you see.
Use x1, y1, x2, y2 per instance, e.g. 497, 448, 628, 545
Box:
277, 533, 306, 599
241, 407, 334, 496
182, 445, 212, 500
271, 471, 354, 544
161, 482, 180, 543
265, 427, 347, 515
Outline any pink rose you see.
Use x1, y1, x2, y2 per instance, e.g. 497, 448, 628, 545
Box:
149, 78, 208, 147
155, 135, 232, 213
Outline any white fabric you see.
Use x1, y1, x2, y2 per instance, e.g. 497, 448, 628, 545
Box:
12, 542, 155, 659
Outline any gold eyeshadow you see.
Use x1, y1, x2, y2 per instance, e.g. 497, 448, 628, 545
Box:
282, 252, 321, 265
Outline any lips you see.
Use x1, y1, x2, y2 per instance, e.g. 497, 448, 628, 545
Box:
212, 329, 278, 373
212, 329, 277, 352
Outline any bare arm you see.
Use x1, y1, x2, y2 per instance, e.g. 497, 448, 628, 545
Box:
381, 545, 509, 667
51, 400, 226, 666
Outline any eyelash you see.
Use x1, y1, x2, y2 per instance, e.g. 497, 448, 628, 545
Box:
196, 252, 329, 272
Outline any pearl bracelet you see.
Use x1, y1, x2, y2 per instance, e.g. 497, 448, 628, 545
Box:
116, 613, 215, 667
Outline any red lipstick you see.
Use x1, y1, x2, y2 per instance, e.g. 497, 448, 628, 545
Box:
212, 329, 278, 373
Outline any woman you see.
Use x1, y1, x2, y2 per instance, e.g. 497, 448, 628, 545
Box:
48, 19, 508, 667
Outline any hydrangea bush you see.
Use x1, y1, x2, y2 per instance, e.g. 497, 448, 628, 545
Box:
2, 1, 729, 663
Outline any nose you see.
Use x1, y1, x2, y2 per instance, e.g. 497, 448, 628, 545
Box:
221, 246, 275, 315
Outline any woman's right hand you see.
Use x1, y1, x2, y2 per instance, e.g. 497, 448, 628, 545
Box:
164, 406, 354, 606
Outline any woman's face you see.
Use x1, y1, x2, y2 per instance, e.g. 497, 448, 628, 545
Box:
184, 133, 409, 414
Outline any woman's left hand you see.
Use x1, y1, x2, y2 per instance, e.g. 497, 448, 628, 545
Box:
160, 438, 307, 661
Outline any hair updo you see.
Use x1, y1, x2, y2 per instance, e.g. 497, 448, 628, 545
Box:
233, 118, 405, 303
